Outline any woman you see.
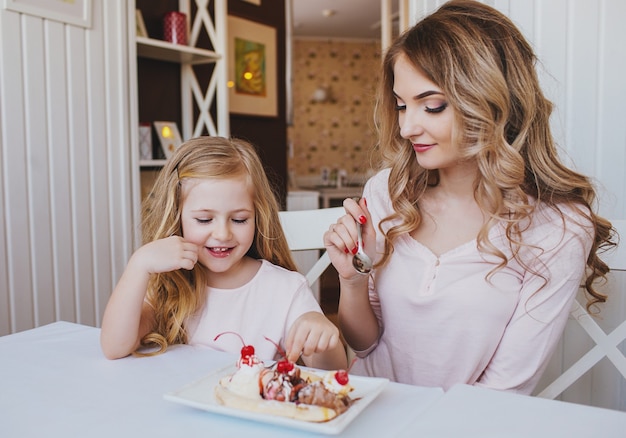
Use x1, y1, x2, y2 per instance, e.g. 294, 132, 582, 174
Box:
324, 0, 616, 394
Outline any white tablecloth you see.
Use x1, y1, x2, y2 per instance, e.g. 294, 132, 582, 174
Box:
0, 322, 443, 437
399, 383, 626, 437
3, 322, 626, 437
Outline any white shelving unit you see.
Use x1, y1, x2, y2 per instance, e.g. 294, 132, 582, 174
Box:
136, 36, 219, 64
135, 33, 223, 169
130, 0, 229, 235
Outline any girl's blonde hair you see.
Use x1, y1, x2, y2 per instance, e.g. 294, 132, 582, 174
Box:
139, 136, 296, 354
373, 0, 616, 309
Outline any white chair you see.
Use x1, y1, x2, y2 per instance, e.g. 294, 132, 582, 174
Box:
279, 206, 357, 361
278, 207, 345, 290
537, 219, 626, 402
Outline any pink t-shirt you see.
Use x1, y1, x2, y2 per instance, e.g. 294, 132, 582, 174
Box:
185, 260, 322, 361
351, 169, 593, 394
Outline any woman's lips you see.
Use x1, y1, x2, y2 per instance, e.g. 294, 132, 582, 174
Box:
413, 143, 435, 153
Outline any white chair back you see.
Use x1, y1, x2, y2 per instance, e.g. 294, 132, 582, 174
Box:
278, 207, 345, 288
537, 219, 626, 401
279, 206, 356, 361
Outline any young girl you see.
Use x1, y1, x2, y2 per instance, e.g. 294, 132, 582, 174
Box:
324, 0, 616, 393
101, 136, 347, 370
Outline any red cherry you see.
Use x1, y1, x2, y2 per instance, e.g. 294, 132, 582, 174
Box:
276, 360, 294, 374
214, 331, 256, 363
263, 336, 295, 373
335, 370, 349, 385
241, 345, 255, 358
262, 336, 296, 374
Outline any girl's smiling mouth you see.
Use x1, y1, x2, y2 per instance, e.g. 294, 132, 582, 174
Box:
208, 247, 233, 257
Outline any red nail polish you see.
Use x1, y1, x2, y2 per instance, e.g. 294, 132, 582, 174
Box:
344, 248, 349, 254
363, 197, 367, 207
359, 215, 367, 224
351, 247, 358, 255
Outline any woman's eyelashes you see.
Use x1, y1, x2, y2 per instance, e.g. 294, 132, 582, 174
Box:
425, 102, 448, 113
394, 101, 448, 113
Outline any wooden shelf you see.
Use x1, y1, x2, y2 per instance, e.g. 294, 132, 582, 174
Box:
136, 37, 220, 64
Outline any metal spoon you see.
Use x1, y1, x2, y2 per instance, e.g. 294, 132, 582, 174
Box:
352, 222, 373, 274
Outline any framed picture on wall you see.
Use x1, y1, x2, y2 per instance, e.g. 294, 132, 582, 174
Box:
3, 0, 92, 28
153, 121, 182, 159
227, 15, 278, 117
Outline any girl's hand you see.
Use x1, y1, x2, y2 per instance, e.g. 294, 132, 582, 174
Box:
285, 311, 341, 363
323, 197, 374, 280
131, 236, 199, 275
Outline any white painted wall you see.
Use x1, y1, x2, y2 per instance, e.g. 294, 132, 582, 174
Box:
409, 0, 626, 411
0, 1, 135, 334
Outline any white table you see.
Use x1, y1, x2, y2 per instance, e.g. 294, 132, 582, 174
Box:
0, 322, 442, 437
399, 383, 626, 438
3, 322, 626, 437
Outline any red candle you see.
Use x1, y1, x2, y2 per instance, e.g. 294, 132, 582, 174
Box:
163, 12, 187, 45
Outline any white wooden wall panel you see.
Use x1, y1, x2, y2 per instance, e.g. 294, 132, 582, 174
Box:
0, 120, 6, 336
596, 0, 626, 219
0, 2, 134, 335
1, 11, 34, 333
45, 20, 76, 324
564, 1, 600, 180
67, 24, 96, 326
22, 15, 55, 327
407, 0, 626, 411
535, 0, 568, 153
87, 5, 109, 325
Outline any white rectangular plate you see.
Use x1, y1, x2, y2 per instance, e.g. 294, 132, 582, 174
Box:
164, 365, 389, 435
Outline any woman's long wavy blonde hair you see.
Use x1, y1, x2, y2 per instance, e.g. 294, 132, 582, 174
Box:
138, 136, 296, 354
373, 0, 617, 309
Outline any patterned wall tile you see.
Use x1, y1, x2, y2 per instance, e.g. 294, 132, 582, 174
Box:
288, 39, 381, 181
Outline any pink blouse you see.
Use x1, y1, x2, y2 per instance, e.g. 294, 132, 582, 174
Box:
350, 169, 593, 394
